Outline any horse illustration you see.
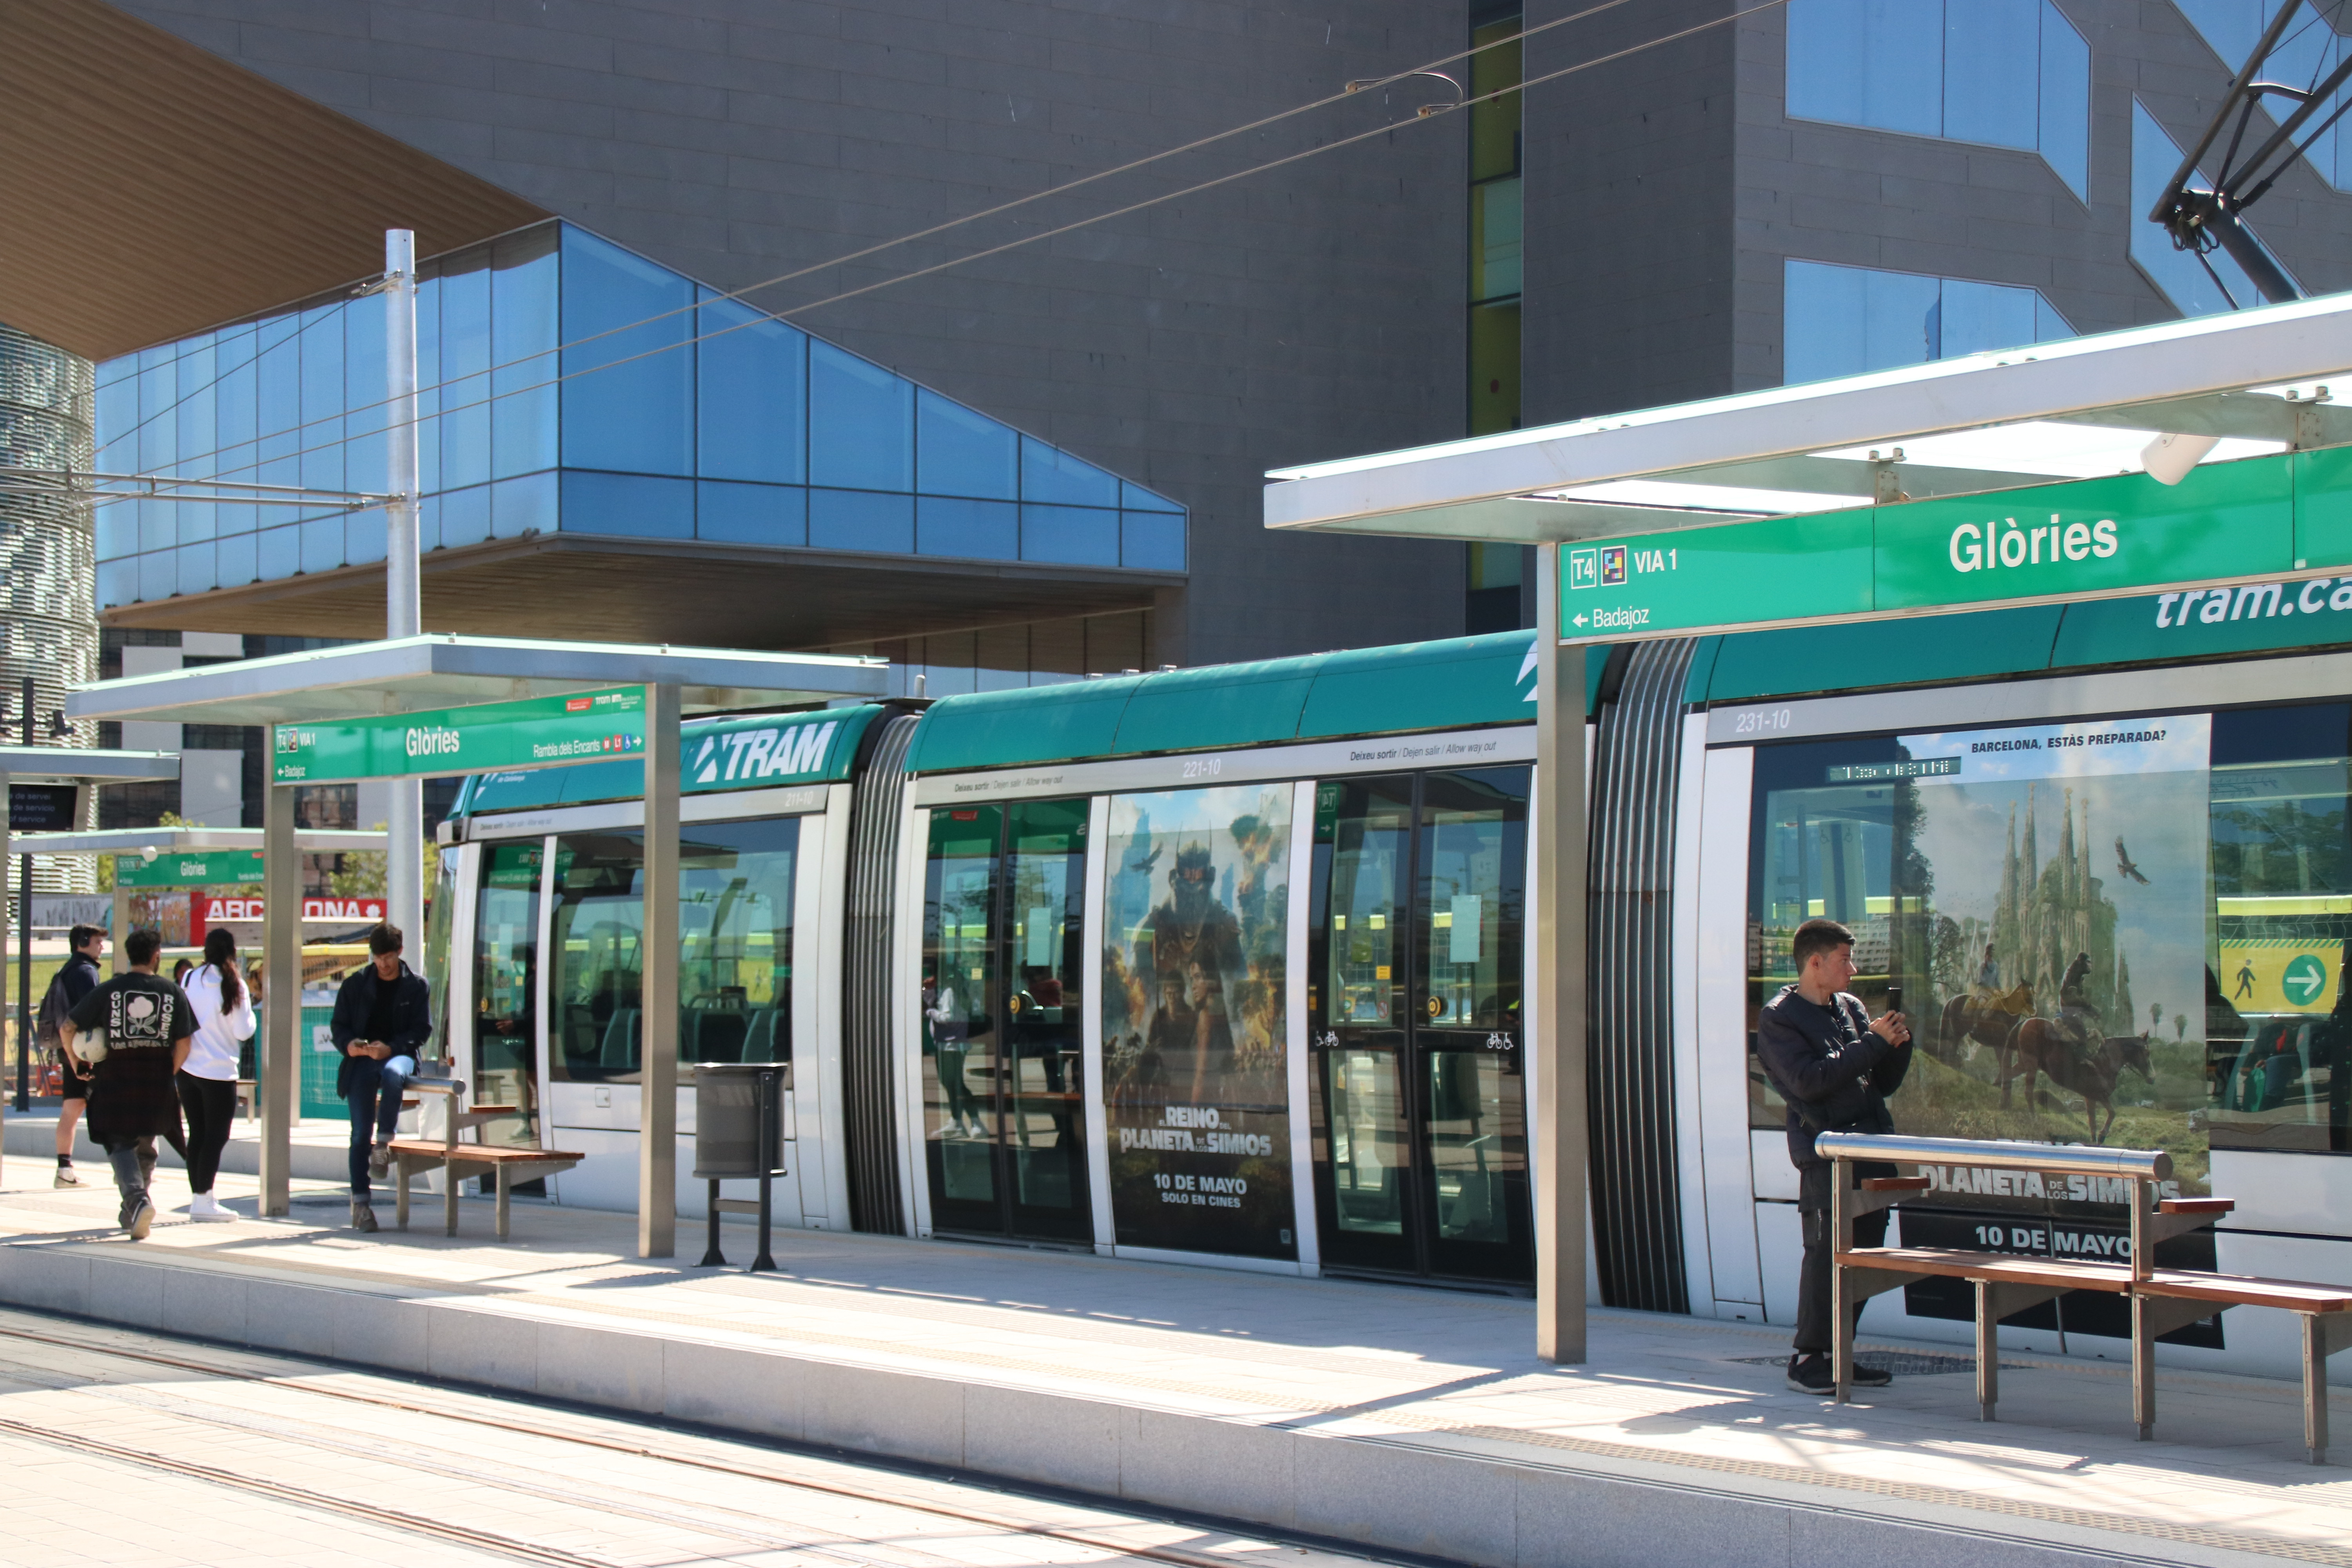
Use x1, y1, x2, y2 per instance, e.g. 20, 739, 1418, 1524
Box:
1938, 982, 2033, 1065
1997, 1022, 2154, 1143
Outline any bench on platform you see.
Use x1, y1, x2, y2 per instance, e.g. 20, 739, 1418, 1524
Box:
387, 1078, 575, 1241
1820, 1131, 2352, 1464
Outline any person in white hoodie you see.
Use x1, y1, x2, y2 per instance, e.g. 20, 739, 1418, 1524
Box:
179, 929, 256, 1220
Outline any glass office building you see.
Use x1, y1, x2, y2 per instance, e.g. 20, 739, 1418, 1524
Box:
92, 221, 1185, 618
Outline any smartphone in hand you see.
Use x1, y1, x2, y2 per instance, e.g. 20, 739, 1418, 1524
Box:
1886, 985, 1903, 1017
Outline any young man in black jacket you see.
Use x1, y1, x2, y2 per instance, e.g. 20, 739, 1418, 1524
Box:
1754, 917, 1913, 1395
330, 923, 433, 1232
38, 924, 107, 1186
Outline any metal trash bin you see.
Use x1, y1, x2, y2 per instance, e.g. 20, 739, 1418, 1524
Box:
693, 1063, 789, 1270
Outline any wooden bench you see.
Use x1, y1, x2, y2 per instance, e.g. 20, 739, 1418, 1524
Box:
388, 1140, 582, 1241
386, 1078, 573, 1241
1822, 1135, 2352, 1463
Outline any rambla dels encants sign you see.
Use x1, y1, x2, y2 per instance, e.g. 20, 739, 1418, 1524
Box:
274, 687, 645, 783
1553, 447, 2352, 643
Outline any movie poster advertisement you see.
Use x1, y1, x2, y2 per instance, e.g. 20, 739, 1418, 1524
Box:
1100, 784, 1294, 1258
1878, 716, 2212, 1205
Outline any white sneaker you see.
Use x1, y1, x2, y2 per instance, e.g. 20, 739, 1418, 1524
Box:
189, 1194, 232, 1222
52, 1165, 80, 1188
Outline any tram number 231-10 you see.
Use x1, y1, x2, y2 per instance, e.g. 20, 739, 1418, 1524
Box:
1729, 707, 1795, 736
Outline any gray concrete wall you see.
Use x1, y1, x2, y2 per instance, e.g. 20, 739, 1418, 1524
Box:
113, 0, 1475, 668
1519, 0, 1739, 427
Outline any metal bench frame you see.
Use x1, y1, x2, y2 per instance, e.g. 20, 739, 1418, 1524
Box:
1820, 1131, 2352, 1463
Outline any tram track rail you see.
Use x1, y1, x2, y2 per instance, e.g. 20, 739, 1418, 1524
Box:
0, 1315, 1425, 1568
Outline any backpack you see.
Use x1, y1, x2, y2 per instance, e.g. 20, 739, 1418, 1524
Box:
36, 967, 75, 1052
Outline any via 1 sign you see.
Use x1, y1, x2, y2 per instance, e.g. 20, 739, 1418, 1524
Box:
1553, 448, 2347, 643
274, 686, 645, 783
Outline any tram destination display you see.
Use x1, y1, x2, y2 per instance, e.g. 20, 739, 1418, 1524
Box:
1100, 784, 1295, 1258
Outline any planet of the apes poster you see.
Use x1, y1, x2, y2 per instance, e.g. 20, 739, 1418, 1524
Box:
1100, 784, 1295, 1258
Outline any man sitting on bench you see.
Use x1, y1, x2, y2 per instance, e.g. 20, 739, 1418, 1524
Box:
331, 922, 433, 1233
1757, 917, 1914, 1395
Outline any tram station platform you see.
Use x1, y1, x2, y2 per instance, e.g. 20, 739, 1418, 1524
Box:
0, 1168, 2342, 1568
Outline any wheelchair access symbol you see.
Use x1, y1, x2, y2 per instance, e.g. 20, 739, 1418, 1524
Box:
2282, 953, 2330, 1007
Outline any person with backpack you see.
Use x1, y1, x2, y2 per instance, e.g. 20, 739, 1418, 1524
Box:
1754, 917, 1914, 1396
58, 928, 194, 1240
178, 929, 256, 1221
36, 924, 106, 1187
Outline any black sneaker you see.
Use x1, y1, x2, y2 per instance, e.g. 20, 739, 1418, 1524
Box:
1851, 1360, 1893, 1388
1786, 1353, 1835, 1393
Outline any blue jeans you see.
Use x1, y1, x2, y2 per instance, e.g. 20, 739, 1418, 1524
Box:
346, 1054, 415, 1197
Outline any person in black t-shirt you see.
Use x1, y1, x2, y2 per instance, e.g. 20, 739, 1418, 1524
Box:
61, 928, 194, 1240
37, 923, 106, 1187
329, 923, 433, 1232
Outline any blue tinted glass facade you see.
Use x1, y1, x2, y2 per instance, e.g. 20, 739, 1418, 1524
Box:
2175, 2, 2352, 190
93, 221, 1184, 610
1783, 259, 2075, 384
1784, 0, 2091, 198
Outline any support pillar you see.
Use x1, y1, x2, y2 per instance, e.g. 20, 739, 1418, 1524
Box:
638, 682, 681, 1258
1532, 544, 1590, 1363
383, 230, 425, 953
261, 779, 299, 1216
109, 884, 128, 975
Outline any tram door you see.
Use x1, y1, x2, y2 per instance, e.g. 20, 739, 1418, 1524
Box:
921, 801, 1092, 1244
469, 839, 545, 1151
1308, 769, 1531, 1284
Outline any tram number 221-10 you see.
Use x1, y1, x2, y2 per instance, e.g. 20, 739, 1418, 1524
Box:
1730, 707, 1795, 736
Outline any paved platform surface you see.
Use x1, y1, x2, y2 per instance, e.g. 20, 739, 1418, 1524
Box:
0, 1164, 2346, 1568
0, 1312, 1359, 1568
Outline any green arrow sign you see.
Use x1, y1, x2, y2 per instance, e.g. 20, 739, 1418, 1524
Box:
114, 849, 266, 887
1558, 450, 2310, 642
2283, 953, 2329, 1007
274, 687, 646, 784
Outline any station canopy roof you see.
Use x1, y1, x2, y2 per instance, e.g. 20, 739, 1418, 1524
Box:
0, 748, 178, 784
11, 828, 386, 855
65, 635, 891, 728
1264, 291, 2352, 543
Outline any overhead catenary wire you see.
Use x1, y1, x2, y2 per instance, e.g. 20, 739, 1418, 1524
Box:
129, 0, 1787, 492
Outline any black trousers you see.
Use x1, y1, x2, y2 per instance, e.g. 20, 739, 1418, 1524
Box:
1795, 1160, 1894, 1354
176, 1073, 237, 1195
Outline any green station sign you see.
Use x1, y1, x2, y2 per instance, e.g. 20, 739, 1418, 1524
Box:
114, 849, 267, 887
274, 686, 646, 784
1557, 447, 2352, 643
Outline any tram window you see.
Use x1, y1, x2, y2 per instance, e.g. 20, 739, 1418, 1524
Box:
551, 833, 645, 1083
550, 820, 802, 1083
680, 818, 798, 1067
1416, 769, 1527, 1032
2208, 703, 2352, 1156
472, 840, 543, 1146
1316, 780, 1413, 1029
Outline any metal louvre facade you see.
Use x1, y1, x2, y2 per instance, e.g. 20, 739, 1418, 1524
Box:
841, 712, 920, 1233
1586, 636, 1697, 1314
0, 323, 98, 891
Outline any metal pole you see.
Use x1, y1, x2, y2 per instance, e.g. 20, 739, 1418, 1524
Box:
13, 677, 29, 1113
753, 1067, 777, 1273
1532, 544, 1590, 1363
109, 884, 127, 976
261, 778, 299, 1216
384, 230, 426, 954
638, 682, 681, 1258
